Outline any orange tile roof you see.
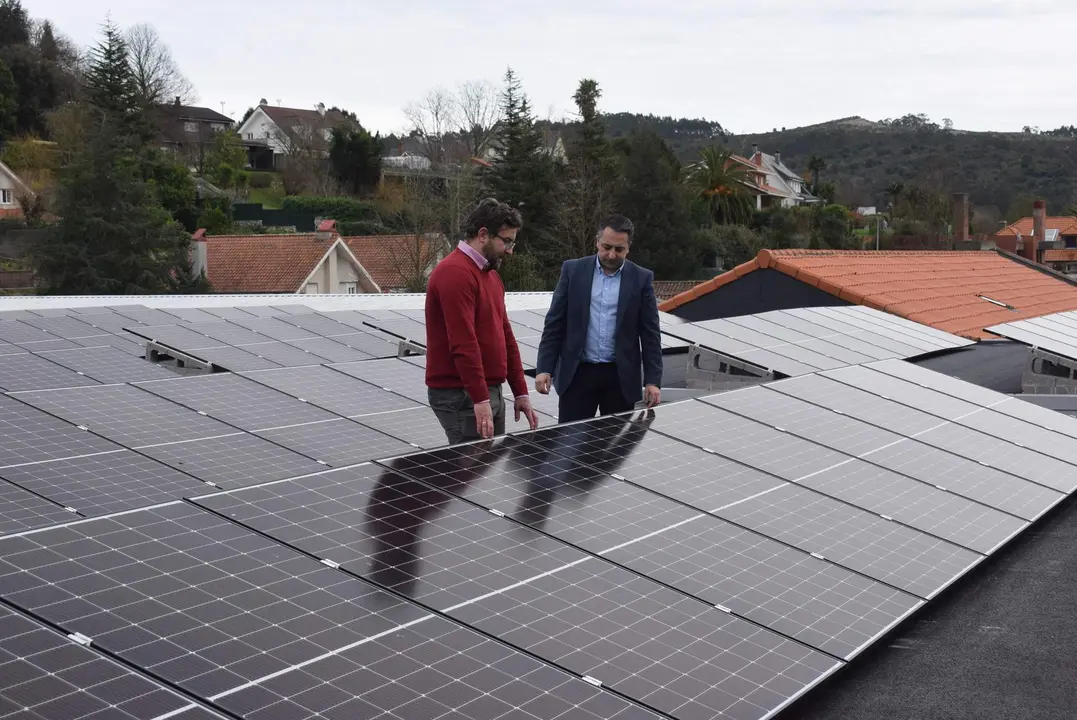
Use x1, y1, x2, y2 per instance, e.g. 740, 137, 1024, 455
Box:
204, 234, 334, 293
997, 216, 1077, 236
1043, 249, 1077, 263
342, 235, 439, 291
659, 248, 1077, 339
652, 280, 700, 302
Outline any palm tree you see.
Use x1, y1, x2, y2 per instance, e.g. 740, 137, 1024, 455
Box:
807, 155, 827, 191
685, 145, 754, 225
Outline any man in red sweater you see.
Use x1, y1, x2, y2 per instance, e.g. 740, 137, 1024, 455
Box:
425, 197, 539, 444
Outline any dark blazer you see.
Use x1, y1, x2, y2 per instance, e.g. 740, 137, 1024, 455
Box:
535, 256, 663, 404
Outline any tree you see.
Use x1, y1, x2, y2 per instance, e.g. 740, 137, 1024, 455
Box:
0, 57, 15, 140
239, 106, 254, 125
685, 145, 754, 225
125, 23, 194, 106
482, 68, 559, 287
274, 118, 335, 195
329, 124, 382, 196
455, 80, 501, 158
84, 20, 140, 129
712, 224, 763, 269
611, 129, 706, 279
553, 78, 617, 259
807, 154, 826, 191
403, 87, 454, 165
0, 0, 30, 47
204, 130, 247, 194
30, 121, 195, 293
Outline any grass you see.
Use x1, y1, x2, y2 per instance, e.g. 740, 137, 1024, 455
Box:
247, 186, 285, 209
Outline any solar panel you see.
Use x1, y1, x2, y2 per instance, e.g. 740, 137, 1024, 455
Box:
747, 311, 895, 361
158, 307, 221, 324
695, 319, 851, 370
67, 312, 144, 336
14, 384, 235, 448
353, 407, 451, 449
18, 315, 102, 339
189, 344, 283, 371
242, 365, 421, 417
381, 436, 923, 659
662, 323, 817, 376
37, 346, 179, 384
227, 340, 326, 367
274, 312, 359, 337
112, 307, 188, 326
0, 395, 121, 468
722, 315, 879, 366
313, 309, 377, 330
765, 375, 1065, 520
800, 308, 945, 354
0, 503, 430, 700
14, 338, 83, 353
70, 332, 147, 357
128, 324, 219, 350
0, 604, 221, 720
0, 352, 100, 392
227, 316, 315, 341
362, 316, 428, 345
135, 373, 336, 431
626, 405, 982, 598
329, 358, 429, 404
0, 477, 75, 535
198, 305, 257, 320
284, 336, 373, 362
269, 303, 316, 314
25, 307, 74, 316
820, 365, 1077, 493
234, 304, 293, 317
828, 306, 971, 350
137, 432, 326, 487
0, 450, 208, 516
181, 321, 269, 346
254, 418, 415, 466
0, 320, 63, 344
315, 330, 400, 358
194, 467, 842, 718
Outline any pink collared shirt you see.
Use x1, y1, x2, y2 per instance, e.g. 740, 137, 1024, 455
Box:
458, 241, 488, 270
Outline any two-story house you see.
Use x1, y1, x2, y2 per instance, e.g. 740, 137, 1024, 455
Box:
733, 146, 820, 209
0, 160, 33, 219
154, 98, 234, 171
235, 102, 354, 170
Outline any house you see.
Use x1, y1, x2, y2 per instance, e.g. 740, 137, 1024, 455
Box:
342, 235, 442, 293
652, 280, 701, 303
154, 98, 234, 170
659, 247, 1077, 339
191, 220, 382, 294
724, 146, 820, 209
235, 101, 353, 170
0, 159, 33, 219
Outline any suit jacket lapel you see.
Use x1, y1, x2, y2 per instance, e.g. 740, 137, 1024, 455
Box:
579, 256, 596, 338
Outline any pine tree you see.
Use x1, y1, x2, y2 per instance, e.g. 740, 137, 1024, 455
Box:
482, 68, 560, 288
84, 19, 146, 138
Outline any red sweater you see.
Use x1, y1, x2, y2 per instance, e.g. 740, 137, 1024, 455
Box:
425, 249, 528, 403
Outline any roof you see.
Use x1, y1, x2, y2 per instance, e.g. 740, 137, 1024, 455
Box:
1043, 249, 1077, 263
997, 215, 1077, 236
155, 104, 232, 124
660, 248, 1077, 339
0, 159, 33, 197
203, 233, 342, 293
342, 235, 439, 291
652, 280, 702, 302
260, 104, 352, 138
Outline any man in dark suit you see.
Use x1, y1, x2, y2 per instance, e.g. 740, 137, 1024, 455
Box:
534, 214, 663, 422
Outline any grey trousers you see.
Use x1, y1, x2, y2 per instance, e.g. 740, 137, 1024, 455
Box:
427, 385, 506, 445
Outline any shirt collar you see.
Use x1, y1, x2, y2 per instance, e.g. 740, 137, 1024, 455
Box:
458, 240, 489, 270
595, 255, 624, 277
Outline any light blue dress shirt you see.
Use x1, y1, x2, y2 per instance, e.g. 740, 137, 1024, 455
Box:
583, 257, 622, 363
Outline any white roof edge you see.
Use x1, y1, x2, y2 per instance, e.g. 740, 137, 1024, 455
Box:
0, 292, 555, 312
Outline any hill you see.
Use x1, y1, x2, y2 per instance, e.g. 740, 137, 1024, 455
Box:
555, 113, 1077, 223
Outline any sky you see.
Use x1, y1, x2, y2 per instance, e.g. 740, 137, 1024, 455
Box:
23, 0, 1077, 136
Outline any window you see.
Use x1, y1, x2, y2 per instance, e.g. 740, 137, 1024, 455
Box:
246, 133, 253, 140
211, 123, 226, 132
183, 121, 197, 133
0, 189, 10, 204
339, 281, 358, 294
306, 282, 319, 294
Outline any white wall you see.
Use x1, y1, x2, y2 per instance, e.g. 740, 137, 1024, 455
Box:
0, 170, 21, 207
236, 108, 286, 154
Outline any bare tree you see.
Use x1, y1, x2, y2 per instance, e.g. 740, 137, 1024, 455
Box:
455, 80, 501, 158
273, 119, 336, 195
403, 87, 454, 165
125, 23, 195, 106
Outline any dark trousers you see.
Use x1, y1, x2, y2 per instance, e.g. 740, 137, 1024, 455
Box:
428, 385, 506, 445
558, 362, 633, 423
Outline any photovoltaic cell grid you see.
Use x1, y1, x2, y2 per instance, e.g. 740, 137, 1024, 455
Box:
986, 311, 1077, 360
661, 305, 973, 377
377, 436, 923, 660
0, 604, 223, 720
194, 466, 842, 720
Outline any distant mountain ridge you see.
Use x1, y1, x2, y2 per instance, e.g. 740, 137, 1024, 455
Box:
547, 112, 1077, 217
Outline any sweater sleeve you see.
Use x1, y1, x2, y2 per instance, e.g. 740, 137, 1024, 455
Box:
437, 266, 490, 403
502, 309, 528, 398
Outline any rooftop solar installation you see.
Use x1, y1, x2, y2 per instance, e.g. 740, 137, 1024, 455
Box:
1, 295, 1077, 720
662, 305, 974, 377
986, 311, 1077, 359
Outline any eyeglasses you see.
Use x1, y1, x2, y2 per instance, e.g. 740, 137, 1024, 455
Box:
493, 233, 516, 250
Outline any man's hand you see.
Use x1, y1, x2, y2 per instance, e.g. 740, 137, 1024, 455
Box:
644, 384, 661, 408
474, 401, 495, 439
535, 373, 552, 395
515, 395, 540, 431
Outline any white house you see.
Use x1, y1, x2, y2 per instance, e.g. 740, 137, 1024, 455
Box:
235, 101, 353, 170
746, 146, 820, 208
0, 160, 33, 217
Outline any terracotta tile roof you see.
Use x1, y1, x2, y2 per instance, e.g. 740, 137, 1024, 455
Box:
659, 248, 1077, 339
342, 235, 439, 291
1043, 249, 1077, 263
998, 216, 1077, 236
652, 280, 700, 302
204, 233, 334, 293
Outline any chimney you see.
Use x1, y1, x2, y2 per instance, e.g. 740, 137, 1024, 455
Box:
316, 102, 326, 117
774, 150, 781, 164
952, 193, 969, 245
1030, 199, 1046, 261
191, 229, 207, 278
174, 96, 181, 107
315, 218, 336, 242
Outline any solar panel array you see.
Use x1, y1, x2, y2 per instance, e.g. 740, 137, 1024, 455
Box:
986, 311, 1077, 361
662, 305, 974, 377
1, 299, 1074, 720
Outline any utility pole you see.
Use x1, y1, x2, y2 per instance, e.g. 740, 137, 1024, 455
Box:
876, 216, 880, 250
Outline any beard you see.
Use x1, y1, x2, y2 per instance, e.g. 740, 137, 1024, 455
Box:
482, 239, 504, 271
599, 256, 624, 272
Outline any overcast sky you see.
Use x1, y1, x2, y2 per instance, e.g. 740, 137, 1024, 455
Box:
24, 0, 1077, 135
